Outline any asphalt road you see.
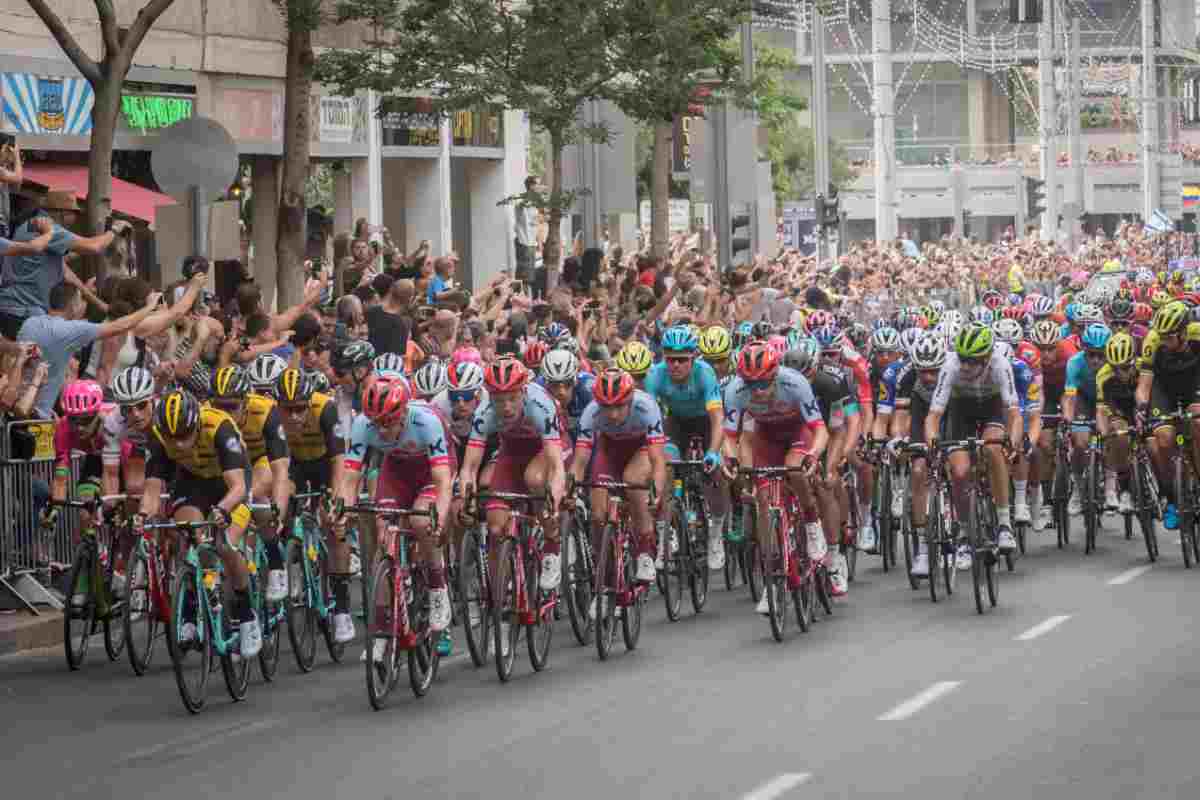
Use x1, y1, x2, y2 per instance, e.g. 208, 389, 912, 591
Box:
2, 512, 1197, 800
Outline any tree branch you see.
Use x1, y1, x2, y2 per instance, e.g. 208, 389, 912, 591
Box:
122, 0, 177, 58
94, 0, 121, 62
24, 0, 101, 84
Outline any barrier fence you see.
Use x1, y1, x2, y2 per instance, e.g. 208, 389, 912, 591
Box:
1, 417, 84, 614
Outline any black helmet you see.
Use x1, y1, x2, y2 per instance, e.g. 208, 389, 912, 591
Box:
212, 365, 250, 399
332, 339, 376, 371
154, 389, 200, 438
276, 368, 314, 405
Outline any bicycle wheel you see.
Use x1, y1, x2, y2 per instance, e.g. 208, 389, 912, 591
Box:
1134, 456, 1159, 561
103, 583, 126, 662
526, 544, 553, 671
365, 557, 398, 710
902, 509, 919, 590
408, 568, 439, 698
816, 566, 834, 616
927, 527, 940, 604
1083, 452, 1099, 555
168, 566, 210, 714
254, 550, 282, 682
460, 526, 492, 663
594, 526, 617, 661
1053, 459, 1071, 548
765, 511, 787, 642
743, 504, 762, 602
492, 538, 520, 682
660, 505, 684, 621
123, 546, 158, 677
687, 493, 710, 613
876, 467, 891, 573
792, 570, 813, 633
1177, 456, 1194, 569
220, 589, 250, 702
967, 490, 986, 615
621, 544, 644, 652
285, 536, 318, 673
63, 545, 95, 671
319, 567, 347, 664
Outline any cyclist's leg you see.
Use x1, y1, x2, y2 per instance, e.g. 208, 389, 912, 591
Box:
622, 449, 656, 568
982, 422, 1009, 525
1148, 378, 1181, 506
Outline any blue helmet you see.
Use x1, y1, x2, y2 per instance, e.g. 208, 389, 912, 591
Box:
1081, 322, 1112, 351
542, 322, 569, 342
661, 325, 699, 353
812, 324, 842, 352
1064, 302, 1081, 323
872, 319, 890, 331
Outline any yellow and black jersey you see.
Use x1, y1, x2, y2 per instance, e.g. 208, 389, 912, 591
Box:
148, 406, 248, 481
1137, 323, 1200, 375
217, 393, 289, 466
1095, 364, 1137, 413
288, 392, 343, 463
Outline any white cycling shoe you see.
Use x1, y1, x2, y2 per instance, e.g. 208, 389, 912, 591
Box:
1013, 503, 1032, 524
911, 550, 930, 578
266, 569, 288, 603
636, 554, 656, 583
332, 612, 355, 644
539, 553, 561, 591
428, 587, 452, 632
707, 529, 726, 570
239, 616, 263, 659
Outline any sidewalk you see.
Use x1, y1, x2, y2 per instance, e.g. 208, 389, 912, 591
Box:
0, 609, 62, 656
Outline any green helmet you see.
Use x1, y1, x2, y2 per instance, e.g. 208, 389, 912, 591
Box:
955, 324, 994, 360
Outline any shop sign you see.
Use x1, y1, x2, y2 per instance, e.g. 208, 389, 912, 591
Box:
1, 73, 94, 135
213, 89, 283, 142
311, 94, 354, 143
380, 97, 441, 147
121, 93, 193, 134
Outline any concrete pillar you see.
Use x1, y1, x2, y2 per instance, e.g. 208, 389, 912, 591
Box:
380, 159, 408, 252
502, 109, 528, 272
468, 159, 510, 291
366, 90, 383, 228
396, 158, 450, 251
250, 155, 279, 309
332, 157, 373, 238
436, 116, 453, 255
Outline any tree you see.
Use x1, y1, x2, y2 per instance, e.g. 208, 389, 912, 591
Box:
766, 118, 857, 206
319, 0, 623, 278
26, 0, 176, 279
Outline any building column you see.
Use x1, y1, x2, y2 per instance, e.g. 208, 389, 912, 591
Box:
250, 155, 279, 309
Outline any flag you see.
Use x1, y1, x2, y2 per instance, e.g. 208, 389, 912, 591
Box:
1145, 209, 1176, 235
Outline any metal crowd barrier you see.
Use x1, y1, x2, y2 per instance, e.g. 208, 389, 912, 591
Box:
0, 417, 83, 614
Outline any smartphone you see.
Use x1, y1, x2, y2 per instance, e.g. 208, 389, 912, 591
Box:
511, 280, 524, 294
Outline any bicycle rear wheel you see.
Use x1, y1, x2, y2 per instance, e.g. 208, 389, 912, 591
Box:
320, 566, 346, 664
687, 493, 710, 613
124, 547, 158, 676
621, 545, 644, 652
492, 539, 520, 682
660, 506, 684, 621
168, 566, 210, 714
285, 536, 318, 673
63, 545, 94, 671
792, 570, 813, 633
876, 466, 891, 573
1133, 455, 1159, 561
902, 508, 919, 591
526, 544, 553, 671
254, 551, 282, 682
220, 590, 250, 702
1083, 451, 1100, 555
765, 511, 787, 642
594, 526, 617, 661
365, 558, 399, 710
1054, 459, 1071, 548
967, 490, 986, 615
1177, 457, 1194, 569
743, 505, 762, 602
408, 568, 439, 697
460, 526, 492, 663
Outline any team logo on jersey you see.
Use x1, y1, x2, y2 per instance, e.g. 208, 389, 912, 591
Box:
1027, 382, 1041, 401
429, 437, 446, 456
225, 438, 242, 454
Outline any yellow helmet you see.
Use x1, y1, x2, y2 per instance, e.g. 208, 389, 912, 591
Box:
1152, 300, 1190, 335
1151, 289, 1172, 309
615, 341, 653, 376
699, 326, 732, 361
1105, 332, 1136, 367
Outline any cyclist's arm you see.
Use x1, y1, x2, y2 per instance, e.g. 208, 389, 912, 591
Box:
319, 402, 346, 493
570, 405, 597, 484
263, 406, 292, 514
102, 461, 121, 500
542, 438, 567, 508
213, 421, 249, 515
647, 438, 669, 508
1134, 371, 1153, 410
706, 404, 724, 457
430, 462, 453, 536
924, 410, 944, 447
458, 441, 484, 497
1096, 402, 1112, 436
51, 420, 72, 501
140, 437, 172, 518
1005, 404, 1024, 451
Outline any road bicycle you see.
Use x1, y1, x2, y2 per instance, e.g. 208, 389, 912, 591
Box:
560, 492, 594, 647
458, 514, 493, 664
341, 501, 440, 709
1076, 422, 1109, 556
580, 480, 654, 661
840, 461, 861, 583
1155, 406, 1200, 568
51, 497, 127, 671
868, 437, 899, 574
244, 502, 287, 682
1045, 415, 1073, 549
906, 443, 960, 602
116, 492, 172, 677
661, 436, 712, 620
729, 484, 762, 602
1127, 430, 1160, 561
933, 436, 1000, 615
472, 490, 557, 681
284, 490, 347, 673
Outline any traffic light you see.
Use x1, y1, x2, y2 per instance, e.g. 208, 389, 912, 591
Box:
962, 208, 972, 237
1026, 176, 1046, 222
731, 212, 751, 264
816, 188, 840, 230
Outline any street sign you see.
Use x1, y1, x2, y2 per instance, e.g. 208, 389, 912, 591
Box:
150, 115, 238, 203
1061, 201, 1082, 219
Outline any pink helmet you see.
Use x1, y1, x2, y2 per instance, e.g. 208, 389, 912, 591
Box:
451, 346, 483, 366
62, 379, 105, 417
767, 335, 788, 358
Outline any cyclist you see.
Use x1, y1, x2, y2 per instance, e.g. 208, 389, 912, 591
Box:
137, 390, 259, 656
1062, 323, 1112, 515
699, 325, 734, 385
1136, 301, 1200, 531
924, 325, 1023, 559
331, 339, 380, 422
248, 353, 289, 398
1095, 333, 1138, 514
994, 318, 1042, 523
722, 342, 831, 613
539, 348, 595, 444
644, 326, 729, 570
101, 367, 157, 517
458, 357, 568, 592
570, 368, 669, 605
616, 340, 654, 389
1030, 318, 1078, 531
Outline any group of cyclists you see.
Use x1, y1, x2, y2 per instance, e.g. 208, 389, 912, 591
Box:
44, 261, 1200, 702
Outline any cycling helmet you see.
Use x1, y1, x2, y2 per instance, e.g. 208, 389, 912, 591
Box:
1069, 270, 1089, 291
1153, 300, 1190, 335
155, 389, 200, 438
899, 326, 924, 357
871, 326, 902, 353
447, 360, 485, 392
305, 369, 332, 394
1080, 323, 1112, 351
784, 328, 807, 353
910, 332, 947, 370
541, 349, 579, 383
1029, 297, 1054, 319
484, 357, 529, 393
451, 347, 483, 366
846, 323, 871, 352
212, 365, 251, 399
661, 325, 700, 354
930, 300, 946, 315
276, 368, 313, 405
1135, 269, 1155, 286
1075, 303, 1103, 325
968, 306, 994, 326
1030, 319, 1060, 347
1001, 305, 1026, 323
1151, 289, 1172, 309
937, 320, 963, 349
804, 310, 834, 334
374, 352, 406, 376
955, 324, 994, 359
737, 342, 781, 382
413, 359, 449, 397
62, 379, 104, 417
751, 321, 774, 340
893, 308, 919, 331
872, 318, 890, 331
766, 335, 789, 358
362, 377, 410, 423
1133, 302, 1153, 324
982, 291, 1005, 311
332, 339, 376, 371
1063, 303, 1081, 323
111, 366, 155, 405
616, 341, 654, 376
522, 340, 549, 370
783, 338, 820, 375
1107, 296, 1134, 322
542, 322, 569, 343
553, 335, 580, 356
249, 353, 289, 390
1105, 332, 1136, 367
593, 369, 635, 406
811, 325, 842, 353
732, 322, 755, 349
992, 318, 1023, 345
941, 309, 964, 329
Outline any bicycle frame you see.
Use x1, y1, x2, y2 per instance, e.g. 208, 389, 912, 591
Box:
477, 491, 555, 625
738, 466, 808, 590
581, 481, 653, 608
288, 491, 335, 623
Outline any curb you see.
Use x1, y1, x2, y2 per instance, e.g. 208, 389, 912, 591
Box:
0, 612, 62, 657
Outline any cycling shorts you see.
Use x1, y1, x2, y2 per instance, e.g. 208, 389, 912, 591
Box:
486, 437, 546, 508
1150, 371, 1200, 424
664, 414, 712, 460
173, 467, 251, 514
591, 434, 649, 483
289, 458, 332, 494
747, 418, 814, 484
377, 455, 436, 509
945, 395, 1005, 442
1070, 396, 1097, 433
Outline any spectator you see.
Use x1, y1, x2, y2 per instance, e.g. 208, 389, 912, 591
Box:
514, 176, 539, 282
366, 276, 413, 357
0, 140, 21, 238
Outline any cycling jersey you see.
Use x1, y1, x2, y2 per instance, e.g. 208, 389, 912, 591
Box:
1137, 323, 1200, 375
723, 367, 826, 432
147, 407, 248, 481
643, 359, 722, 420
1011, 357, 1041, 415
808, 365, 851, 430
227, 393, 289, 466
876, 361, 909, 414
576, 390, 666, 451
468, 382, 562, 449
1095, 364, 1137, 416
1063, 351, 1099, 405
536, 372, 595, 440
287, 392, 343, 463
100, 406, 148, 466
345, 403, 452, 473
54, 409, 112, 472
929, 351, 1019, 413
836, 345, 873, 409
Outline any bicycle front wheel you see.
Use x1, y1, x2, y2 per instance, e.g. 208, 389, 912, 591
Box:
743, 504, 762, 602
492, 538, 520, 682
792, 570, 813, 633
594, 526, 617, 661
660, 506, 684, 621
285, 536, 318, 672
168, 565, 210, 714
1177, 456, 1195, 569
460, 525, 492, 663
63, 545, 95, 671
408, 568, 439, 698
526, 543, 553, 671
687, 494, 710, 613
621, 545, 644, 652
765, 511, 787, 642
1053, 459, 1071, 548
365, 557, 399, 710
254, 550, 282, 682
219, 591, 250, 702
1083, 451, 1099, 555
123, 546, 158, 676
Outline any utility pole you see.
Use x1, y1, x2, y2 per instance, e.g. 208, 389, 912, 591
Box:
714, 100, 731, 270
1067, 16, 1084, 250
1037, 0, 1058, 242
1141, 0, 1159, 221
740, 18, 757, 257
872, 0, 896, 242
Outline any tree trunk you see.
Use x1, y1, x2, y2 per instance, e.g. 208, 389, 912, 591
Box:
650, 120, 672, 260
84, 78, 122, 284
251, 155, 280, 309
276, 25, 314, 308
543, 126, 565, 274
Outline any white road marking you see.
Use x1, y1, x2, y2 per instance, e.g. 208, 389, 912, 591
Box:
1016, 614, 1072, 641
1108, 565, 1153, 586
742, 773, 812, 800
877, 681, 963, 721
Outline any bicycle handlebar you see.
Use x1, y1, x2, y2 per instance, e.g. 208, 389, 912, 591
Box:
737, 465, 812, 477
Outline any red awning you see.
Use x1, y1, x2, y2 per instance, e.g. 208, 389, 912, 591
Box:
20, 163, 177, 226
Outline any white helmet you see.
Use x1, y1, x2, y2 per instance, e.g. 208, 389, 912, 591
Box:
249, 353, 289, 390
111, 366, 155, 404
541, 349, 579, 383
413, 359, 448, 398
447, 360, 485, 392
374, 352, 405, 378
910, 332, 947, 370
991, 318, 1023, 345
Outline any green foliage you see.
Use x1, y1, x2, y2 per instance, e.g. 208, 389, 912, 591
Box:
274, 0, 326, 32
766, 118, 857, 205
306, 163, 336, 212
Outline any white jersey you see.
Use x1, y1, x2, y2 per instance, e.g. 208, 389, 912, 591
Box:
431, 387, 491, 440
929, 350, 1019, 413
101, 406, 149, 466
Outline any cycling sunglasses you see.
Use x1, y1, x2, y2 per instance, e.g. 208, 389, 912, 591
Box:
665, 355, 694, 365
448, 389, 478, 404
745, 379, 773, 391
68, 414, 98, 427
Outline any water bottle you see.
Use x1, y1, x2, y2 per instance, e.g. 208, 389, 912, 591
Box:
673, 479, 684, 500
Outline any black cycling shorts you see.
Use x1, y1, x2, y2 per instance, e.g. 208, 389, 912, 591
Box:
289, 459, 332, 494
1150, 372, 1200, 422
665, 414, 712, 456
945, 395, 1005, 442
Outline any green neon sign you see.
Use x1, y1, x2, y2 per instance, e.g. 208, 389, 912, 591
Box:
121, 94, 193, 134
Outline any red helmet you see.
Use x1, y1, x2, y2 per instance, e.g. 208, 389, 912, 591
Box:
362, 377, 410, 423
1001, 305, 1026, 322
804, 310, 834, 334
1134, 302, 1153, 323
485, 357, 529, 393
593, 369, 635, 406
61, 379, 105, 417
737, 343, 781, 382
522, 340, 548, 370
